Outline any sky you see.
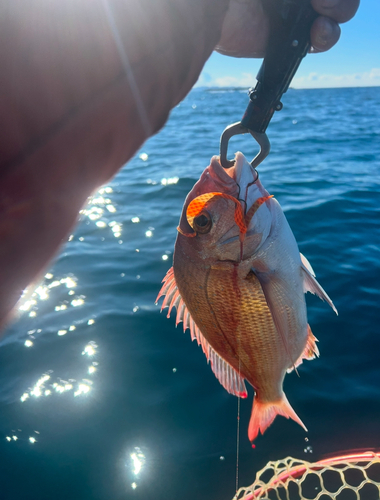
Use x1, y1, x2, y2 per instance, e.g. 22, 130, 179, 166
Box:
196, 0, 380, 89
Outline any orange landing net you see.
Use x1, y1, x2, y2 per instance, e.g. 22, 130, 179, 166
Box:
234, 451, 380, 499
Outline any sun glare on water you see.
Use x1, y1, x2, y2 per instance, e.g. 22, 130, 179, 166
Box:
127, 447, 146, 490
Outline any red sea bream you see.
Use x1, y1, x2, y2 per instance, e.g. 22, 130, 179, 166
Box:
157, 153, 337, 442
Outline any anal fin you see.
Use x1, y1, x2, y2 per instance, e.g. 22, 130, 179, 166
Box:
287, 324, 319, 373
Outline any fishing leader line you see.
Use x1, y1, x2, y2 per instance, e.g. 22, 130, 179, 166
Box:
236, 388, 241, 493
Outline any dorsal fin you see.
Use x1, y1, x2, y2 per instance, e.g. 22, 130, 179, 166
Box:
300, 254, 338, 315
300, 252, 315, 276
156, 268, 247, 398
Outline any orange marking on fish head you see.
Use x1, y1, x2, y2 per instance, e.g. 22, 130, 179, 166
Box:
186, 192, 221, 229
187, 192, 247, 235
231, 200, 246, 235
244, 195, 273, 228
183, 193, 252, 264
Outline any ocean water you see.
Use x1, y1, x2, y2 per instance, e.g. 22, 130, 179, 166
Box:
1, 86, 380, 500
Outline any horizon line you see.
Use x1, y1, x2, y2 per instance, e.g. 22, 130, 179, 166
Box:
194, 84, 380, 91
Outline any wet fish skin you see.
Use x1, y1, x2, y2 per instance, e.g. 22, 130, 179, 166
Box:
158, 152, 336, 442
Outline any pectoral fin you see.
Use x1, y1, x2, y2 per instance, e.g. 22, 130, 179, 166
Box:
156, 267, 247, 398
300, 254, 338, 315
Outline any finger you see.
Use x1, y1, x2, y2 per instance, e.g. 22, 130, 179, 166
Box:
311, 0, 360, 24
216, 0, 269, 58
310, 16, 341, 52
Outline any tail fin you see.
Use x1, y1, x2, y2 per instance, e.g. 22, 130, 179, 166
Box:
248, 393, 307, 442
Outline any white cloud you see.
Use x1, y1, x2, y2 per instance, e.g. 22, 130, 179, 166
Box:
291, 68, 380, 89
213, 72, 256, 88
196, 68, 380, 89
195, 72, 256, 88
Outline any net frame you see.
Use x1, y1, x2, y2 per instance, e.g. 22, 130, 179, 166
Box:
234, 451, 380, 500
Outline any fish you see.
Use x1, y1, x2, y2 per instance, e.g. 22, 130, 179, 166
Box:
156, 152, 337, 442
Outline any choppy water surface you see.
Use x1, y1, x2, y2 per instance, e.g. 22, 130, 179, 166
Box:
1, 87, 380, 500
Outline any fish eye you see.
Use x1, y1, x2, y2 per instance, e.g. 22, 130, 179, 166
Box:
193, 211, 212, 234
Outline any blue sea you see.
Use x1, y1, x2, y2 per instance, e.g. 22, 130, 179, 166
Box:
1, 86, 380, 500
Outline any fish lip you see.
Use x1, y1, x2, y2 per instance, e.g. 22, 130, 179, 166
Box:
208, 158, 239, 197
211, 158, 237, 186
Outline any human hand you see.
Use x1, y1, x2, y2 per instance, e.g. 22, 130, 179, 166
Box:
0, 0, 360, 330
216, 0, 360, 57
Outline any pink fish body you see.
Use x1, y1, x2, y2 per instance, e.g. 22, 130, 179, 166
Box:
157, 153, 337, 442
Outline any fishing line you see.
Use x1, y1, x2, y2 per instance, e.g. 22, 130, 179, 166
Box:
236, 374, 241, 493
237, 198, 247, 213
236, 182, 241, 199
235, 171, 252, 492
236, 182, 248, 217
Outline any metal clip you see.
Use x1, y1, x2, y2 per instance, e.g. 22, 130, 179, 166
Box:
219, 0, 317, 170
220, 123, 270, 170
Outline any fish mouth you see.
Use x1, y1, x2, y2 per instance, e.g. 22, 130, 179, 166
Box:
207, 153, 261, 223
213, 152, 258, 196
203, 152, 258, 200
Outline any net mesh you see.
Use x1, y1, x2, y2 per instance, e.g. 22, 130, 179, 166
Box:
234, 451, 380, 500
